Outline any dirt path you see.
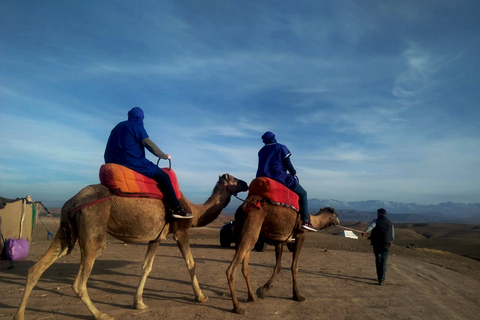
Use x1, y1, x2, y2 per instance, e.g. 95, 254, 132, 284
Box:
1, 230, 479, 320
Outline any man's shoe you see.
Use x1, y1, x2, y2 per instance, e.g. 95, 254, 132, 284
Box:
172, 207, 193, 219
301, 221, 317, 232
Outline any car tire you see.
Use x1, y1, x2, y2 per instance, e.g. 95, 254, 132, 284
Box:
254, 238, 268, 252
287, 242, 295, 252
220, 226, 233, 247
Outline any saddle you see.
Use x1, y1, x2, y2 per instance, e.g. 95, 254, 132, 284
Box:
99, 163, 181, 200
247, 177, 299, 211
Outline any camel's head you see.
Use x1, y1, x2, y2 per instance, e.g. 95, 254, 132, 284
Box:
218, 173, 249, 196
323, 207, 340, 226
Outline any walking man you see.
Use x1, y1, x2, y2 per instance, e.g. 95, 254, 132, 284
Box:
362, 208, 395, 285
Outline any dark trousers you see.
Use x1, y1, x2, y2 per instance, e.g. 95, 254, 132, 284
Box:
373, 245, 390, 282
153, 170, 180, 210
294, 183, 309, 222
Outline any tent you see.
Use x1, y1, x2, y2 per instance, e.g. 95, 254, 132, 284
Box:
0, 196, 40, 256
337, 230, 359, 239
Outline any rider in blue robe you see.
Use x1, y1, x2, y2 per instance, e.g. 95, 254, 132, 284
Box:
256, 131, 316, 231
104, 107, 192, 219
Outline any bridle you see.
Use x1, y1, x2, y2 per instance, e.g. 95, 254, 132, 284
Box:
158, 158, 246, 202
226, 185, 246, 202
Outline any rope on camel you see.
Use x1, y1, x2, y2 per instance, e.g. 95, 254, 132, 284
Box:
336, 225, 365, 234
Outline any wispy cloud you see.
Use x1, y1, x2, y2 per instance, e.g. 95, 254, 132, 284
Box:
1, 1, 479, 206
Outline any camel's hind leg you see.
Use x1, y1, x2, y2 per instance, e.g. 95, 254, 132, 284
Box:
291, 232, 306, 301
226, 242, 253, 314
226, 223, 262, 314
257, 242, 284, 299
14, 230, 69, 320
71, 211, 112, 320
133, 240, 160, 310
175, 231, 208, 302
241, 250, 256, 302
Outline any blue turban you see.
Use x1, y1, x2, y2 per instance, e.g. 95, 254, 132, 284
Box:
127, 107, 144, 124
262, 131, 277, 144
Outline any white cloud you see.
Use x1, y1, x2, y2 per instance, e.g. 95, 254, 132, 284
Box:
1, 1, 479, 206
0, 115, 104, 168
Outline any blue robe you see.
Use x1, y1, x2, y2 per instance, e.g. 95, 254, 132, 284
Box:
104, 116, 160, 178
256, 142, 298, 190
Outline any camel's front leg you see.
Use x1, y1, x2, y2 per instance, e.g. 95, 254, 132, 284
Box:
174, 232, 208, 302
257, 242, 284, 299
291, 233, 306, 302
134, 240, 160, 309
14, 233, 68, 320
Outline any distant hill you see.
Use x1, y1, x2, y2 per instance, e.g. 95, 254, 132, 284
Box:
42, 197, 480, 224
309, 199, 480, 224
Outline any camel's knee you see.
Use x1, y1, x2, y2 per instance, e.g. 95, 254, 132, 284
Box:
26, 265, 41, 283
72, 282, 87, 297
226, 268, 234, 282
72, 283, 80, 296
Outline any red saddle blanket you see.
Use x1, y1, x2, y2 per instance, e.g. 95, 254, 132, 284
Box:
248, 177, 299, 210
99, 163, 181, 199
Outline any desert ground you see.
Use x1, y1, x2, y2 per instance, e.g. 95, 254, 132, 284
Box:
1, 215, 480, 320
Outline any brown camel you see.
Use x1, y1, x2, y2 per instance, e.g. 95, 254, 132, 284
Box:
226, 195, 340, 314
14, 173, 248, 320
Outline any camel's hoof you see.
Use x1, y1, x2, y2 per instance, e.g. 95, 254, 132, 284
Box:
247, 295, 257, 303
233, 307, 245, 314
293, 294, 306, 302
196, 295, 208, 303
96, 313, 115, 320
134, 301, 149, 310
256, 287, 266, 300
14, 312, 24, 320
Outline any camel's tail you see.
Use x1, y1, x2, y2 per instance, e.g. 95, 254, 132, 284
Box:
59, 184, 111, 254
60, 200, 79, 255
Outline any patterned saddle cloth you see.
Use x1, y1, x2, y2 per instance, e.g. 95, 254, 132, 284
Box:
247, 177, 299, 211
99, 163, 181, 200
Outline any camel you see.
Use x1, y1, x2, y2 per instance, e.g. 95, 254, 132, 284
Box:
226, 195, 340, 314
14, 173, 248, 320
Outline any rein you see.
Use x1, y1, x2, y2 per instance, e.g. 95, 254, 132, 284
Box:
336, 225, 364, 234
232, 193, 245, 202
226, 185, 245, 202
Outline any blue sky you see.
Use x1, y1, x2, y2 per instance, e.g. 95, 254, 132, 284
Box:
1, 0, 479, 208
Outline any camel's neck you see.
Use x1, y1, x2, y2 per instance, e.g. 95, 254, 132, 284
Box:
182, 185, 232, 227
309, 212, 332, 230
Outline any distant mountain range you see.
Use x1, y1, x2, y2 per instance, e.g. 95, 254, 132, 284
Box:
308, 199, 480, 224
43, 197, 480, 224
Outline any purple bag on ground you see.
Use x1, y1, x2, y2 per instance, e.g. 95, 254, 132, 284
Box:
6, 238, 29, 260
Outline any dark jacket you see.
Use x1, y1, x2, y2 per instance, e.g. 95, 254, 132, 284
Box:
370, 216, 393, 248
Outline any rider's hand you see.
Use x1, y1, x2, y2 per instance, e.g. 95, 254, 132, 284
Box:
166, 154, 171, 160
